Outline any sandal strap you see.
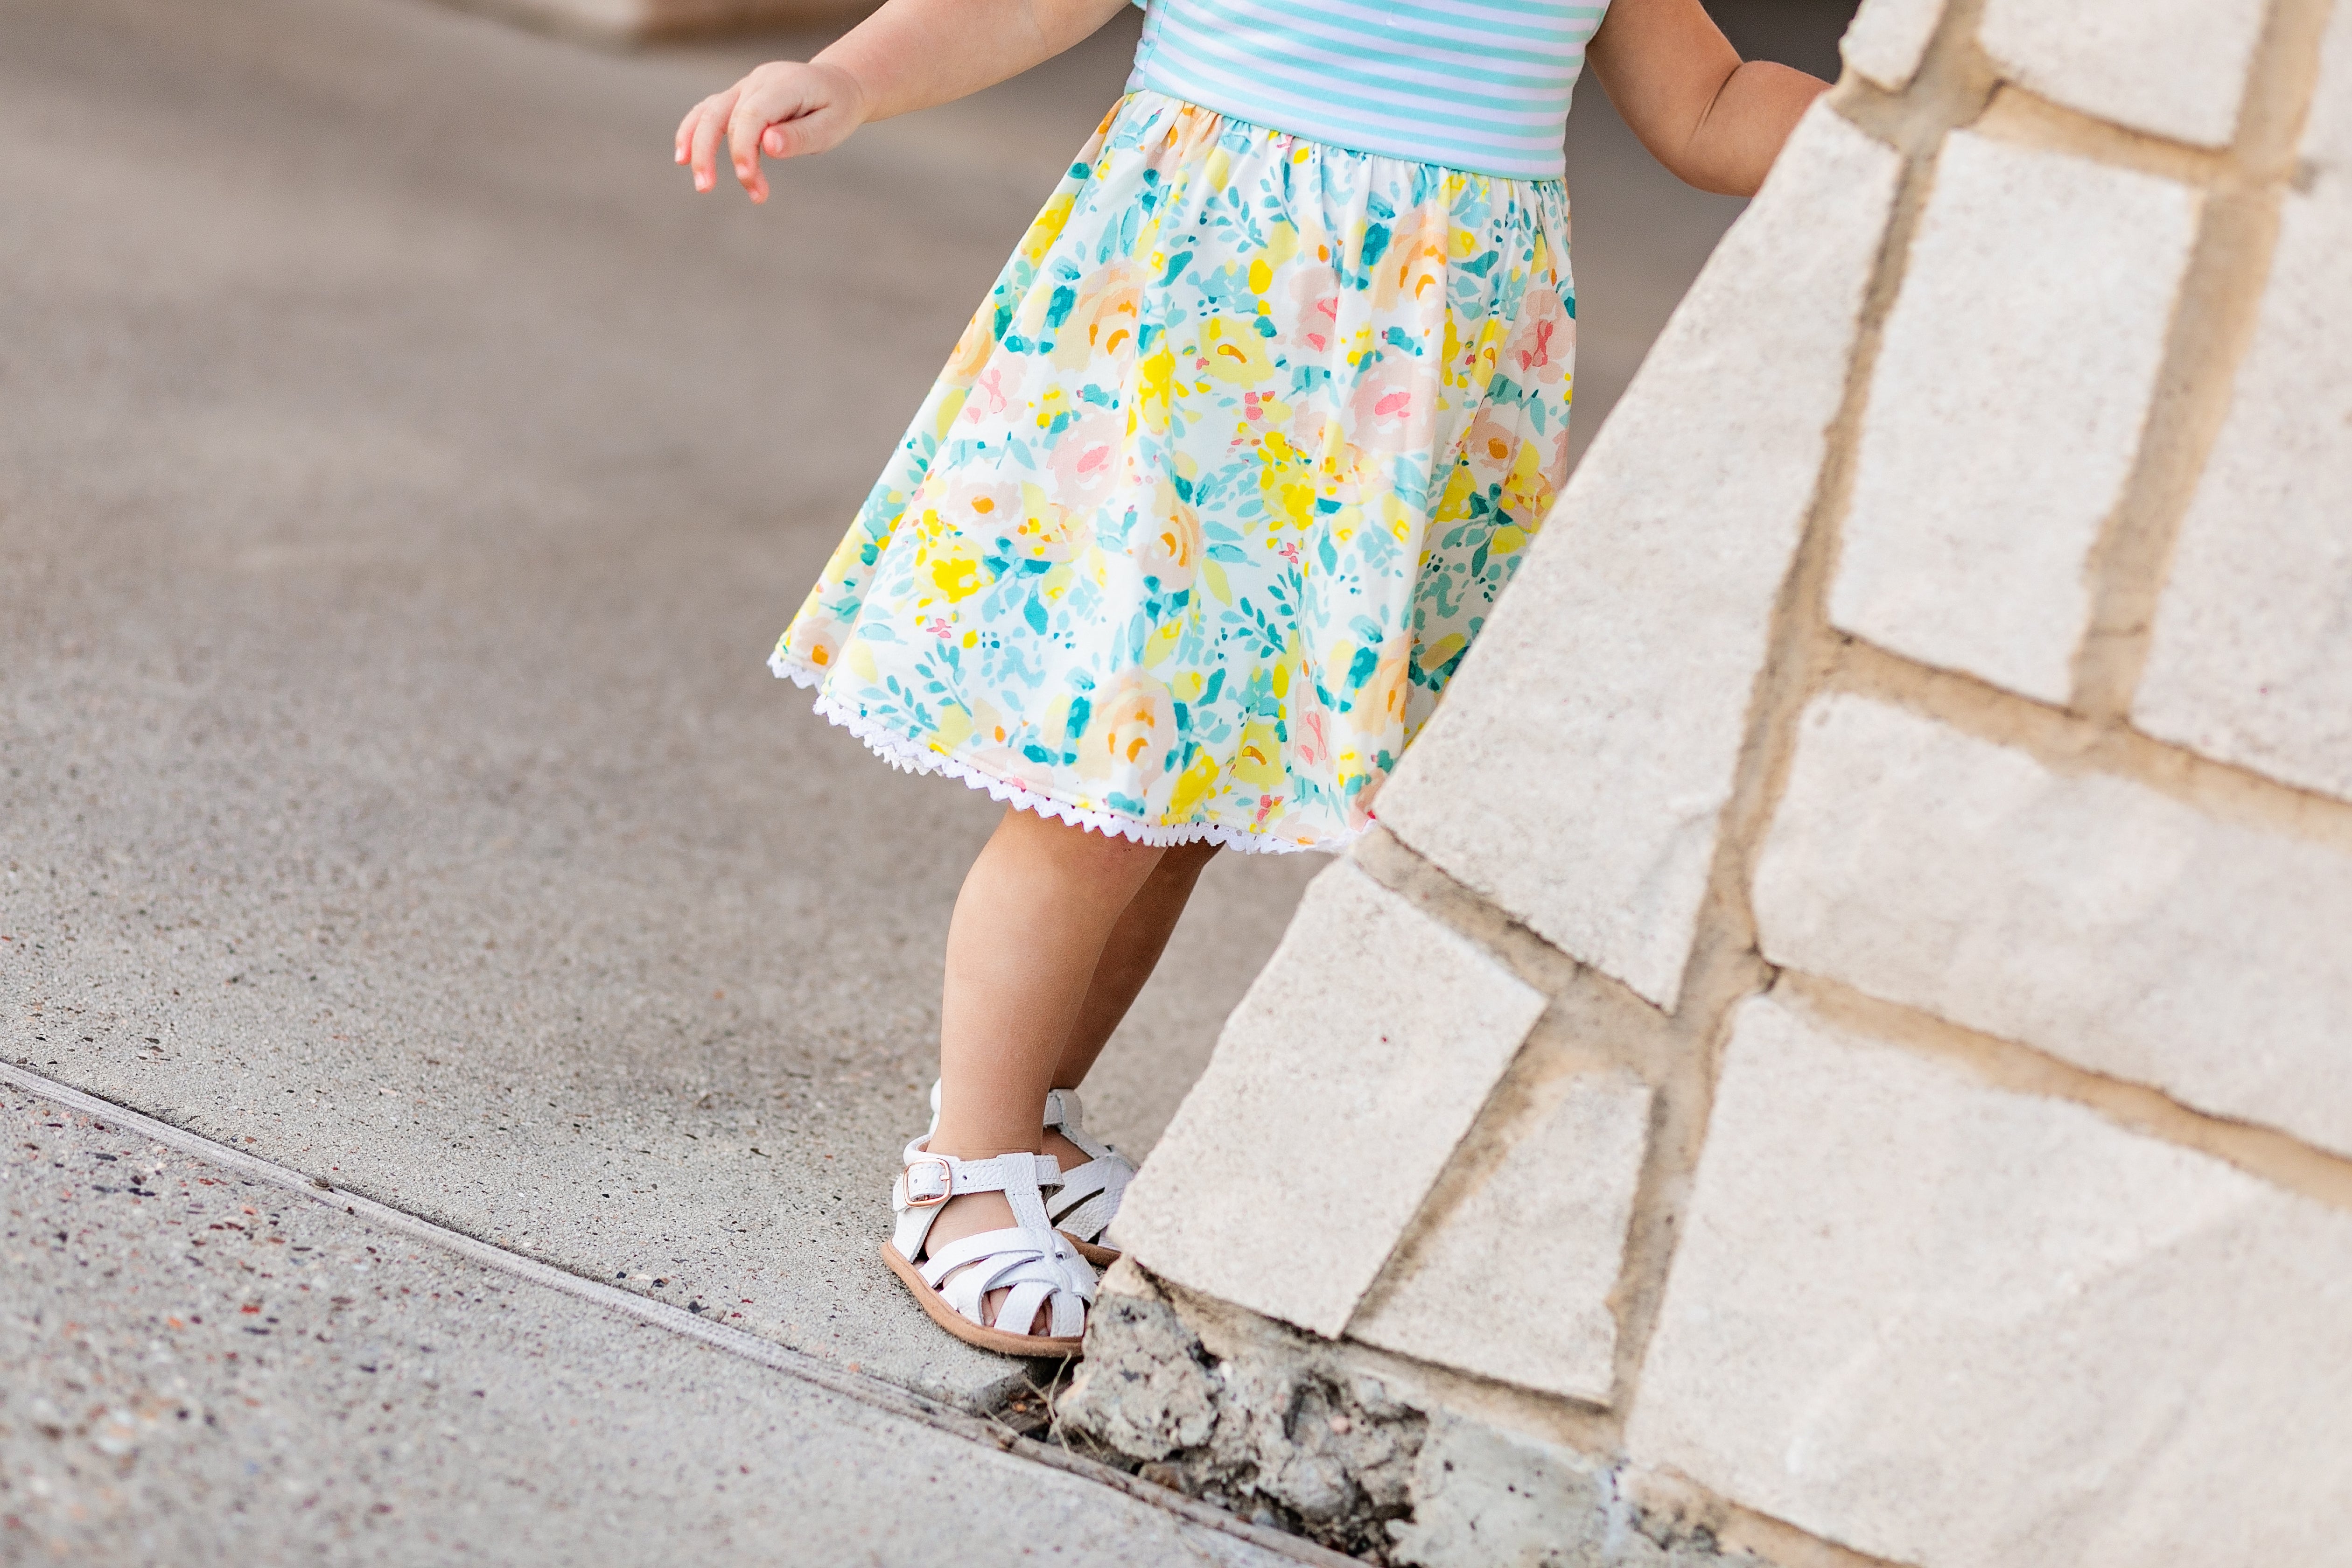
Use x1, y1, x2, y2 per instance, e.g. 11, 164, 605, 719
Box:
929, 1233, 1092, 1338
912, 1085, 1133, 1250
1046, 1154, 1134, 1243
890, 1139, 1081, 1289
894, 1142, 1063, 1210
1042, 1087, 1116, 1163
915, 1222, 1097, 1341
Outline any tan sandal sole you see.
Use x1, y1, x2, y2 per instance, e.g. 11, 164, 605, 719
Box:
1064, 1233, 1120, 1269
881, 1242, 1085, 1358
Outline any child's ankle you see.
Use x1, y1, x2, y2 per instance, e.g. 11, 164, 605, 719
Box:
927, 1139, 1041, 1162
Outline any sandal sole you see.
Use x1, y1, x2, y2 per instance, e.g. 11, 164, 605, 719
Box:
1064, 1234, 1120, 1269
881, 1242, 1086, 1358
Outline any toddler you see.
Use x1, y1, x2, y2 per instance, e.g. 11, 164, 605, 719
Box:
679, 0, 1827, 1354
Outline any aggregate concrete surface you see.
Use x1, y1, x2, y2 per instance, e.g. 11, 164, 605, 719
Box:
0, 0, 1851, 1551
0, 0, 1316, 1411
0, 1086, 1295, 1565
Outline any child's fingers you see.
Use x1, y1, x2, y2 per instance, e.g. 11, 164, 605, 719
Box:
688, 90, 737, 193
763, 126, 785, 158
726, 100, 769, 194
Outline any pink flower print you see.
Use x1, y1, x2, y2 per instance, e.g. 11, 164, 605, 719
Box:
1283, 264, 1343, 358
923, 616, 954, 640
1049, 411, 1124, 509
1500, 287, 1573, 388
1292, 702, 1331, 768
1349, 359, 1434, 457
1544, 422, 1573, 492
969, 364, 1014, 419
1460, 404, 1530, 487
940, 476, 1024, 533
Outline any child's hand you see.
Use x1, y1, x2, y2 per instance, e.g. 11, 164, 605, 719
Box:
675, 60, 868, 205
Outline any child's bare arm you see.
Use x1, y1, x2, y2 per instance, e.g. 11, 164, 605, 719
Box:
1585, 0, 1830, 198
677, 0, 1132, 203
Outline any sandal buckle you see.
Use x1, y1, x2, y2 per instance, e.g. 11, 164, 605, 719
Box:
903, 1153, 955, 1208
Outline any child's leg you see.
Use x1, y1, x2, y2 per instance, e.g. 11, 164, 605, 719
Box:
1050, 839, 1219, 1092
923, 810, 1167, 1270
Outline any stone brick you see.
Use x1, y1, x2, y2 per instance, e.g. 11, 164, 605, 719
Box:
1979, 0, 2265, 148
1830, 133, 2200, 703
1349, 1070, 1651, 1404
2304, 0, 2352, 175
1113, 862, 1547, 1337
1752, 693, 2352, 1157
2134, 194, 2352, 800
1392, 1416, 1766, 1568
1840, 0, 1946, 91
1374, 106, 1904, 1007
1627, 994, 2352, 1568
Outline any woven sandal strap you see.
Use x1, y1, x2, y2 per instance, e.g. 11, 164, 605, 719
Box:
1043, 1088, 1116, 1163
924, 1225, 1098, 1335
1045, 1154, 1134, 1241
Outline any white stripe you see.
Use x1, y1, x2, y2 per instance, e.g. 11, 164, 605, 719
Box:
1153, 29, 1570, 126
1130, 0, 1606, 180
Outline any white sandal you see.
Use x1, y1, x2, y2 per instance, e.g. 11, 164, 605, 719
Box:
882, 1138, 1098, 1357
1041, 1088, 1134, 1264
924, 1083, 1136, 1265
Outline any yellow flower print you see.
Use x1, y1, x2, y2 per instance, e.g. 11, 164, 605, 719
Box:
1371, 201, 1449, 312
1019, 192, 1077, 265
1165, 749, 1221, 819
1198, 317, 1276, 387
1011, 482, 1087, 563
926, 540, 990, 604
1077, 668, 1178, 790
1134, 477, 1204, 592
1050, 259, 1148, 372
1232, 720, 1286, 788
1134, 345, 1178, 435
1346, 641, 1413, 735
1254, 429, 1320, 533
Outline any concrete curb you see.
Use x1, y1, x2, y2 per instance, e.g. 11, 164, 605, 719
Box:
0, 1058, 1362, 1568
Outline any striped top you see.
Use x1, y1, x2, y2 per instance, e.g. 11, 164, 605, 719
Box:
1126, 0, 1610, 181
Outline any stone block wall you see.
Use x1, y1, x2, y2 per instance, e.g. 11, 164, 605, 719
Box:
1062, 3, 2352, 1564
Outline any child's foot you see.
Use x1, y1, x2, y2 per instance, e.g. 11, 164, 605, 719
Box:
920, 1182, 1046, 1334
927, 1083, 1133, 1263
884, 1140, 1095, 1354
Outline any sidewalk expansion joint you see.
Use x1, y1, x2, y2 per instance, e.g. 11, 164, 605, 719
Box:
0, 1058, 1361, 1568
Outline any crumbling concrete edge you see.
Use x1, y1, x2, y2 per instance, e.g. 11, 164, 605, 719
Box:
1058, 1260, 1820, 1568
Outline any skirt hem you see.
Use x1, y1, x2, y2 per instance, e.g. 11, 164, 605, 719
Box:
771, 651, 1352, 857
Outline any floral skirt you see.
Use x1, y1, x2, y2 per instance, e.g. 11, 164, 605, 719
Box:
774, 90, 1575, 853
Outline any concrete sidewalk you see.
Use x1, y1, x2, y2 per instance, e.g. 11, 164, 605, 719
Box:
0, 1078, 1315, 1564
